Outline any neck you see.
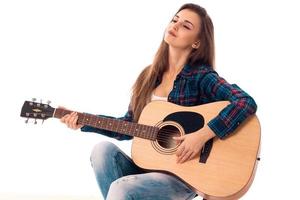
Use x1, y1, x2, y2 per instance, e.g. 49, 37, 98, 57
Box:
168, 46, 191, 75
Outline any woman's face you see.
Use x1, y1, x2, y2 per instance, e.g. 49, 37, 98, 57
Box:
164, 9, 201, 50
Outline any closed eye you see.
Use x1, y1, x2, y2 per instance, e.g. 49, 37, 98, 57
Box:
183, 25, 191, 30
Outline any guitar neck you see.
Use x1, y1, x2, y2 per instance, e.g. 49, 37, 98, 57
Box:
53, 108, 158, 140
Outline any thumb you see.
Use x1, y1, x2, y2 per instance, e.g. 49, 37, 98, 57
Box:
173, 135, 185, 141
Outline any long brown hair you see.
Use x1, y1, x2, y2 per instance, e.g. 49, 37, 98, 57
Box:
130, 3, 215, 122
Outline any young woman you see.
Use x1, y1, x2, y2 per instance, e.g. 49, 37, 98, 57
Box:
61, 3, 257, 200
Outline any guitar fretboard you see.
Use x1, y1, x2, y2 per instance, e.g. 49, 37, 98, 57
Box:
54, 108, 159, 140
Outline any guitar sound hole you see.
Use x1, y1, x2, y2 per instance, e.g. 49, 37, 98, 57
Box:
157, 125, 181, 149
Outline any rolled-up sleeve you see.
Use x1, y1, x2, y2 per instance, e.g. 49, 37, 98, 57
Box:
200, 71, 257, 139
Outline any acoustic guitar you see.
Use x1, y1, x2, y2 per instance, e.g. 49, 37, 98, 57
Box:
20, 100, 260, 200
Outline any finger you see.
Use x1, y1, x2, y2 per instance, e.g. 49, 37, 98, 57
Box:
177, 147, 190, 162
176, 144, 185, 156
71, 113, 79, 129
69, 112, 78, 129
173, 136, 185, 145
177, 147, 189, 163
68, 112, 76, 129
187, 151, 197, 162
66, 112, 75, 128
173, 135, 185, 141
178, 151, 193, 164
60, 114, 69, 123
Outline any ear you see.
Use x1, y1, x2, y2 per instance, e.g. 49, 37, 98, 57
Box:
192, 41, 200, 49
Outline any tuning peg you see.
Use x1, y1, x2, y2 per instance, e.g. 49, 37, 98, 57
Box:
36, 99, 43, 107
30, 98, 36, 105
25, 118, 29, 123
34, 119, 37, 124
44, 100, 51, 108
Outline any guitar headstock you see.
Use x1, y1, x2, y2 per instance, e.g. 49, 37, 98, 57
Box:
20, 99, 55, 123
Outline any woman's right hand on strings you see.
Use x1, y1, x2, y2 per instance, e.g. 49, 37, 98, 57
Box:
59, 106, 84, 130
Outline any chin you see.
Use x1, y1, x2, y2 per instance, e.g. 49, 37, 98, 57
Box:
164, 35, 174, 46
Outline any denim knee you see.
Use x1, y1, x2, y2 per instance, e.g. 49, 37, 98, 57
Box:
106, 176, 137, 200
90, 141, 119, 167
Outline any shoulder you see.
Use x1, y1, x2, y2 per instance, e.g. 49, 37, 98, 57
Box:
180, 64, 217, 78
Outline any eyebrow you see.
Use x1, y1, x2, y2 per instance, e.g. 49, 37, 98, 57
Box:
174, 15, 194, 28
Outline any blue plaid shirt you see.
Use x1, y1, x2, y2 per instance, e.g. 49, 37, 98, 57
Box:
81, 64, 257, 140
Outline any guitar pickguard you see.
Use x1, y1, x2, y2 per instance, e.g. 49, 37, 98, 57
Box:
163, 111, 205, 133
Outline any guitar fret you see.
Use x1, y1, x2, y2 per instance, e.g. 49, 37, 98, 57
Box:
127, 122, 133, 137
91, 115, 96, 127
99, 117, 104, 129
111, 119, 116, 132
128, 122, 133, 136
111, 119, 115, 132
140, 125, 145, 138
150, 126, 155, 140
85, 113, 90, 126
115, 120, 120, 133
153, 127, 158, 140
87, 114, 91, 126
82, 113, 86, 125
145, 125, 150, 138
118, 120, 121, 133
145, 125, 149, 137
141, 125, 145, 138
148, 126, 152, 139
108, 119, 112, 131
121, 121, 125, 134
151, 127, 158, 140
104, 118, 108, 130
119, 120, 124, 134
123, 122, 128, 134
134, 124, 138, 137
95, 117, 99, 128
122, 121, 126, 134
143, 125, 148, 138
92, 116, 96, 127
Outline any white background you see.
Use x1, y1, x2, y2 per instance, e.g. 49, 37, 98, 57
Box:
1, 0, 299, 199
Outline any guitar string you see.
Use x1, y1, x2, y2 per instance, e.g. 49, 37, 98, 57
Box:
74, 113, 183, 135
61, 113, 183, 144
74, 113, 185, 140
135, 129, 181, 137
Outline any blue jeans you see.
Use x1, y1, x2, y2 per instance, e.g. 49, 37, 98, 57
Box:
90, 141, 197, 200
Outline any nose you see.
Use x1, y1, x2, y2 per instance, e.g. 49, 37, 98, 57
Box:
171, 22, 179, 31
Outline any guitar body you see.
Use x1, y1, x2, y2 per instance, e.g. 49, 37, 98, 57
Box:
132, 101, 260, 200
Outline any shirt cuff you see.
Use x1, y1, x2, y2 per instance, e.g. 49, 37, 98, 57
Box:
207, 116, 229, 139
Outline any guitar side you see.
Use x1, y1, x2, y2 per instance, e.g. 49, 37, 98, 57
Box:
132, 101, 261, 200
